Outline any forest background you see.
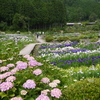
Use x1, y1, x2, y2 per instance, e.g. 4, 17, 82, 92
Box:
0, 0, 100, 31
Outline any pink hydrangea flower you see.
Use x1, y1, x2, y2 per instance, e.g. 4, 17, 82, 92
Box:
6, 76, 16, 82
49, 82, 58, 88
20, 90, 27, 95
16, 61, 23, 64
23, 55, 34, 60
0, 66, 9, 72
23, 79, 36, 89
51, 88, 62, 98
52, 79, 60, 84
16, 62, 27, 70
0, 82, 14, 91
41, 89, 50, 95
36, 94, 50, 100
10, 97, 23, 100
10, 67, 19, 75
33, 69, 42, 75
23, 55, 30, 58
0, 72, 12, 79
0, 74, 4, 80
36, 62, 43, 66
27, 57, 35, 61
7, 64, 15, 68
5, 72, 12, 76
28, 60, 39, 67
41, 77, 50, 84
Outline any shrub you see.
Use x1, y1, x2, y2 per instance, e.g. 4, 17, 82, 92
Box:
82, 33, 98, 39
78, 35, 86, 39
62, 78, 100, 100
57, 36, 69, 42
45, 35, 54, 42
92, 25, 100, 31
92, 22, 100, 31
73, 23, 80, 29
90, 37, 98, 42
69, 37, 80, 42
82, 21, 89, 26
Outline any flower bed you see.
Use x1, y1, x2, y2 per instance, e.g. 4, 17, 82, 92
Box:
39, 41, 100, 68
0, 38, 63, 100
1, 33, 100, 100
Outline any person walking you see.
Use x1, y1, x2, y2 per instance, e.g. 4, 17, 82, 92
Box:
36, 33, 39, 38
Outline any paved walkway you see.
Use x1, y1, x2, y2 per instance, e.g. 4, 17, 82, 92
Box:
19, 36, 46, 55
36, 36, 47, 43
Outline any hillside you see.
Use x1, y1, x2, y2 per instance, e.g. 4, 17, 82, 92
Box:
0, 0, 100, 31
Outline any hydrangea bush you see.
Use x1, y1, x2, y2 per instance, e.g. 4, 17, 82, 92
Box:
0, 55, 62, 100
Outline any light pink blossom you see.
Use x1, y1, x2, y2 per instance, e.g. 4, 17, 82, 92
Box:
49, 82, 58, 88
23, 55, 30, 58
28, 60, 43, 67
23, 79, 36, 89
0, 82, 14, 91
28, 60, 39, 67
20, 90, 27, 95
0, 72, 12, 79
52, 79, 60, 84
41, 89, 50, 95
16, 62, 27, 70
16, 61, 23, 64
33, 69, 42, 75
7, 64, 15, 68
0, 66, 9, 72
27, 57, 35, 61
36, 94, 50, 100
6, 76, 16, 82
23, 55, 35, 60
36, 62, 43, 66
41, 77, 50, 84
10, 97, 23, 100
10, 67, 19, 75
51, 88, 62, 98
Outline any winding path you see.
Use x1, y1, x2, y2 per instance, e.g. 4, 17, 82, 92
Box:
19, 36, 46, 55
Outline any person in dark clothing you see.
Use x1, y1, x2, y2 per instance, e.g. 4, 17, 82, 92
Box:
36, 33, 39, 38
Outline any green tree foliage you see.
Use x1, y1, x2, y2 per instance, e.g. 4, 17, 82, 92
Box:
0, 0, 16, 25
65, 0, 100, 22
0, 21, 8, 31
89, 13, 98, 22
12, 13, 29, 30
0, 0, 100, 30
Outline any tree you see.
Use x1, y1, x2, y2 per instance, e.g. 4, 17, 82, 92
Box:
12, 13, 29, 30
0, 21, 7, 31
0, 0, 15, 25
89, 13, 98, 21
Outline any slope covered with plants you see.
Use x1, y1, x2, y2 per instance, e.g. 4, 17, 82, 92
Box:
0, 0, 100, 31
